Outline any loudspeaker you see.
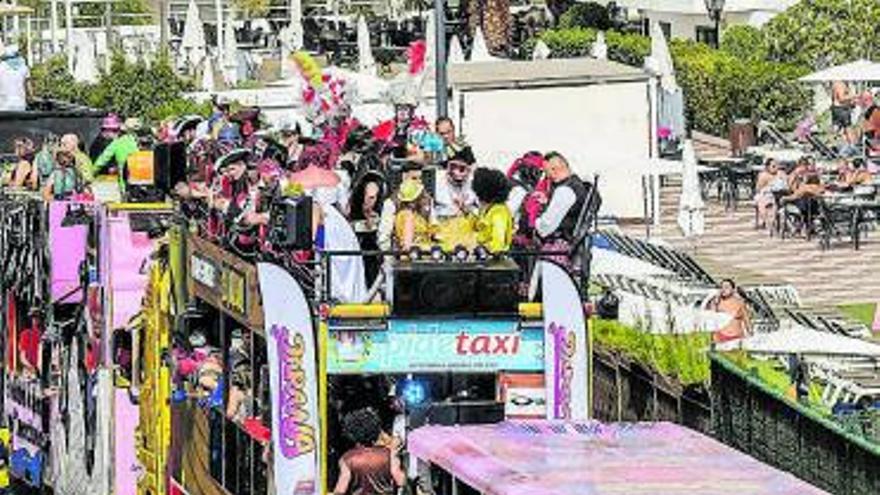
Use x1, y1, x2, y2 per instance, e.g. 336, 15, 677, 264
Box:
427, 401, 504, 426
393, 260, 519, 316
154, 142, 187, 193
268, 196, 313, 249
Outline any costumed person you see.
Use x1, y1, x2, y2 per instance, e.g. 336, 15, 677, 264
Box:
349, 170, 386, 287
506, 151, 547, 236
373, 41, 431, 152
0, 425, 9, 495
394, 178, 434, 252
333, 408, 405, 495
230, 107, 262, 149
378, 160, 424, 251
535, 152, 599, 267
434, 147, 478, 250
211, 148, 257, 249
471, 167, 514, 253
42, 150, 87, 200
90, 114, 122, 161
94, 117, 140, 175
174, 115, 204, 146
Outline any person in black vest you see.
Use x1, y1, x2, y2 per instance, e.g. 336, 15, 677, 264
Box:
535, 152, 599, 266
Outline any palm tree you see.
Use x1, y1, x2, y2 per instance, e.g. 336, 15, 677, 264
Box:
467, 0, 512, 56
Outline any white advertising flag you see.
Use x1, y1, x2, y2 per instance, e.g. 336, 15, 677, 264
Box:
541, 260, 589, 420
258, 263, 320, 495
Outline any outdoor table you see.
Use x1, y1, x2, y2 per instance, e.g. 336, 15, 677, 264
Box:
698, 157, 754, 210
836, 198, 880, 250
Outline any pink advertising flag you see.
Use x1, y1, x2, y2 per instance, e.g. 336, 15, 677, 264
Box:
257, 263, 321, 495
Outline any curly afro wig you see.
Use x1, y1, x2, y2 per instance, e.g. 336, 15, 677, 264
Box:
342, 408, 383, 446
472, 167, 512, 205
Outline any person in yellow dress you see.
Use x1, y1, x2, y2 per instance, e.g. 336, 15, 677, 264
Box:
393, 178, 434, 251
0, 426, 10, 495
472, 167, 514, 253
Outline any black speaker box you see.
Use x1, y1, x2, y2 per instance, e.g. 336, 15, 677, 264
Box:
153, 141, 187, 193
269, 195, 313, 249
392, 260, 519, 316
427, 401, 505, 426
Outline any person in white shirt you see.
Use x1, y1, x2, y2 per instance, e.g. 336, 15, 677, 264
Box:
0, 44, 30, 112
433, 150, 477, 220
535, 152, 599, 266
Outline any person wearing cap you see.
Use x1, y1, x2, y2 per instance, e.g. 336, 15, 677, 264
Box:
378, 160, 424, 251
94, 117, 141, 175
175, 115, 204, 145
231, 107, 262, 149
212, 148, 260, 242
280, 120, 305, 165
394, 178, 433, 251
90, 114, 123, 161
0, 43, 30, 112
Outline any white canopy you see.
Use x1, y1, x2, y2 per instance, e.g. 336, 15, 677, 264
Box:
648, 21, 677, 92
591, 32, 607, 61
223, 10, 239, 86
800, 59, 880, 82
718, 326, 880, 357
469, 26, 499, 62
72, 33, 98, 84
201, 58, 216, 92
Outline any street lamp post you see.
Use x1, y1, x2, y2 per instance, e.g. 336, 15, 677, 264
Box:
704, 0, 725, 48
434, 0, 448, 119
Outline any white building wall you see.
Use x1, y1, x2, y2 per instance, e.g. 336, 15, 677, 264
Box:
643, 11, 772, 40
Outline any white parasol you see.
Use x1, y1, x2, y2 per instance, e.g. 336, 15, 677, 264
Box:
223, 8, 239, 86
469, 26, 497, 62
590, 32, 607, 60
448, 34, 465, 64
677, 139, 705, 238
357, 15, 376, 76
717, 326, 880, 357
532, 40, 551, 60
799, 59, 880, 83
649, 21, 677, 92
181, 0, 206, 69
72, 33, 98, 84
289, 0, 304, 50
424, 9, 436, 70
202, 57, 216, 92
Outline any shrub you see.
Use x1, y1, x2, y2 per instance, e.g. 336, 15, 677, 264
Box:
31, 50, 205, 124
720, 24, 767, 63
558, 2, 612, 31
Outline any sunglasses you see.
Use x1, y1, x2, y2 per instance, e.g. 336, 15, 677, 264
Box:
448, 161, 470, 172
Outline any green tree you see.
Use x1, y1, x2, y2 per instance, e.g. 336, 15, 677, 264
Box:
762, 0, 880, 69
720, 24, 767, 63
558, 2, 612, 31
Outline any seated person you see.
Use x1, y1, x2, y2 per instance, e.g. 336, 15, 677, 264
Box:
42, 150, 86, 200
471, 167, 514, 253
393, 178, 434, 252
378, 161, 423, 251
842, 158, 873, 187
5, 137, 37, 189
709, 279, 750, 343
753, 159, 788, 228
783, 174, 825, 227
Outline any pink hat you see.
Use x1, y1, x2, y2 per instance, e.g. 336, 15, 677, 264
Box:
257, 158, 282, 178
102, 114, 122, 130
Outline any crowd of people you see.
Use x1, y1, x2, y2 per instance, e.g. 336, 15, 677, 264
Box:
2, 95, 600, 303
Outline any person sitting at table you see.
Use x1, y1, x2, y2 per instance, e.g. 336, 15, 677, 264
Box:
393, 178, 434, 252
787, 158, 810, 191
754, 159, 788, 229
783, 174, 825, 232
843, 158, 873, 188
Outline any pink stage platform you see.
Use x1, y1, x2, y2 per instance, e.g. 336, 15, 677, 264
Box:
408, 421, 827, 495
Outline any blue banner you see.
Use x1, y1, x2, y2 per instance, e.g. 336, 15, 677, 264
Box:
329, 319, 544, 373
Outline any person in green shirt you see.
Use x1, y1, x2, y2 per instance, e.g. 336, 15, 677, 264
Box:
60, 133, 95, 183
94, 118, 140, 175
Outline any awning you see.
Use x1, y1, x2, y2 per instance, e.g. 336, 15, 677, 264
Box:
799, 59, 880, 82
408, 421, 829, 495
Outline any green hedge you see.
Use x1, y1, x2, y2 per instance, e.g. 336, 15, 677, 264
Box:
592, 318, 711, 385
526, 28, 811, 136
31, 51, 211, 123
